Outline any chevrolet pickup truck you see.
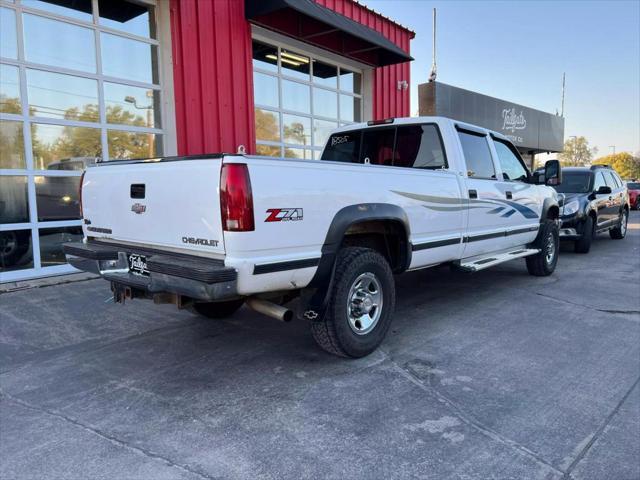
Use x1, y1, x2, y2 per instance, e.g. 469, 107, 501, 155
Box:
64, 116, 562, 358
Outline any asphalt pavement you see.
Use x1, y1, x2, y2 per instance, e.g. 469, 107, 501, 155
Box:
1, 212, 639, 480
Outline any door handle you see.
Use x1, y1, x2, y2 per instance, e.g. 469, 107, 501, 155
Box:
469, 189, 478, 199
506, 191, 513, 200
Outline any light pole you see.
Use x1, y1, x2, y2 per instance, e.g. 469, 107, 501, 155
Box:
124, 92, 154, 157
609, 145, 616, 156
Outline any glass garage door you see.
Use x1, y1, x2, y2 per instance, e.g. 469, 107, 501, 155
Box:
0, 0, 165, 282
252, 39, 363, 160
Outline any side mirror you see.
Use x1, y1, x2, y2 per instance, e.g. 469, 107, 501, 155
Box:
544, 160, 562, 186
596, 185, 612, 195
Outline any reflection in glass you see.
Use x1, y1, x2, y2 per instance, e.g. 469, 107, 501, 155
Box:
39, 226, 83, 266
35, 175, 81, 221
253, 72, 278, 109
107, 130, 162, 159
23, 14, 96, 73
280, 50, 310, 80
255, 108, 280, 142
99, 0, 154, 38
0, 64, 21, 113
1, 8, 18, 59
312, 61, 337, 88
27, 69, 99, 122
0, 176, 29, 223
0, 229, 33, 272
23, 0, 92, 21
252, 41, 278, 72
313, 119, 337, 147
282, 80, 310, 114
101, 33, 157, 84
31, 123, 101, 170
313, 88, 338, 119
284, 148, 313, 160
340, 95, 361, 122
104, 82, 160, 128
0, 120, 25, 169
283, 114, 310, 146
339, 69, 362, 94
256, 144, 281, 157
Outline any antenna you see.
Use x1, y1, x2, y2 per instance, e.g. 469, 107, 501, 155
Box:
428, 8, 437, 82
560, 72, 566, 117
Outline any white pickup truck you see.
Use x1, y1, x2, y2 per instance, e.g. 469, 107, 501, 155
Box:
64, 116, 562, 357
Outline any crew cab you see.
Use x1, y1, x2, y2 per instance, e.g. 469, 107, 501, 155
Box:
64, 117, 562, 358
549, 165, 629, 253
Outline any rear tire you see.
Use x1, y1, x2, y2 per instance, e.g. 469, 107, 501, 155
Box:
574, 215, 594, 253
609, 210, 628, 240
192, 299, 244, 319
526, 220, 559, 276
311, 247, 395, 358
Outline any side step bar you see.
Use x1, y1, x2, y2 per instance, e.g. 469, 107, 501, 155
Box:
456, 248, 540, 272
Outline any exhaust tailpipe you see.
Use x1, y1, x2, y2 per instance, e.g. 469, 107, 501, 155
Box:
246, 297, 293, 323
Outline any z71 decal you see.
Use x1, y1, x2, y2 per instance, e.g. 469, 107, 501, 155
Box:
265, 208, 303, 222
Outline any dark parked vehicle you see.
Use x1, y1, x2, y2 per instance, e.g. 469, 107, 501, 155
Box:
551, 165, 629, 253
627, 181, 640, 210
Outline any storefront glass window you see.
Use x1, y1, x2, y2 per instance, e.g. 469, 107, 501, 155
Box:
0, 0, 163, 282
252, 40, 363, 158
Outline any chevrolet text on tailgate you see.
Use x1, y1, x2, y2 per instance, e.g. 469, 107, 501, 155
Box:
64, 116, 562, 358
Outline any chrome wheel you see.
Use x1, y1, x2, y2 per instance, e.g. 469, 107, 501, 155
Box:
545, 232, 556, 265
620, 211, 628, 236
347, 272, 383, 335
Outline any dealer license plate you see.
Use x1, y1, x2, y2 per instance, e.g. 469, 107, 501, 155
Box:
128, 254, 149, 276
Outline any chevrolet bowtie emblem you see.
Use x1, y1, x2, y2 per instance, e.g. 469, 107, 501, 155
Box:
131, 203, 147, 214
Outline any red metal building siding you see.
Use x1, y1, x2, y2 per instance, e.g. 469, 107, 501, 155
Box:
314, 0, 413, 120
169, 0, 413, 156
169, 0, 256, 155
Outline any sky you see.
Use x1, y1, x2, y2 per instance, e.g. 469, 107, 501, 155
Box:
366, 0, 640, 157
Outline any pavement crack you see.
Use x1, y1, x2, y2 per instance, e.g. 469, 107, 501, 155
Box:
560, 375, 640, 479
533, 292, 640, 317
389, 358, 565, 477
0, 391, 221, 480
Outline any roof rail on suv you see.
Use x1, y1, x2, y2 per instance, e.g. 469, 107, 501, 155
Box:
590, 164, 612, 170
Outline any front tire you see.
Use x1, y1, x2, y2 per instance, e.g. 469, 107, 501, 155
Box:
192, 299, 244, 319
526, 220, 559, 276
311, 247, 395, 358
609, 210, 628, 239
574, 215, 594, 253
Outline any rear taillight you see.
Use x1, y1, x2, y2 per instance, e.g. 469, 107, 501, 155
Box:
79, 171, 85, 218
220, 163, 254, 231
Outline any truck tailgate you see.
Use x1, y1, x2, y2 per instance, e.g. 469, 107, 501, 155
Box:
82, 159, 225, 255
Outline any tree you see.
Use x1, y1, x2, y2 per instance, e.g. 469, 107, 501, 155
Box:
558, 136, 598, 166
593, 152, 640, 179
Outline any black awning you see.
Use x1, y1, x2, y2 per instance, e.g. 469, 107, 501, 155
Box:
245, 0, 412, 67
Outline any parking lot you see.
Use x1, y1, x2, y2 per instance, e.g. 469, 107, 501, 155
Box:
1, 212, 638, 480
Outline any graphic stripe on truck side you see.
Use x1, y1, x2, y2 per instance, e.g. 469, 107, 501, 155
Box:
253, 257, 321, 275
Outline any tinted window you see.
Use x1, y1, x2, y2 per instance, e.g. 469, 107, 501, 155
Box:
458, 131, 496, 179
394, 125, 446, 169
628, 182, 640, 190
611, 172, 623, 188
594, 172, 607, 191
493, 140, 528, 181
553, 172, 592, 193
321, 131, 361, 163
361, 128, 395, 166
603, 171, 617, 189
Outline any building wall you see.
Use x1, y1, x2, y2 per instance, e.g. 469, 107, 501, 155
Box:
169, 0, 256, 155
169, 0, 413, 156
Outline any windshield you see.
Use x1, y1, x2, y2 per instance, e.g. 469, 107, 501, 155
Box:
553, 172, 592, 193
627, 182, 640, 190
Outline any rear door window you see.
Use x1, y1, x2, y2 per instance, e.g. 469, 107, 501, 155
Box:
458, 130, 496, 179
360, 128, 395, 166
321, 131, 361, 163
394, 124, 446, 169
603, 171, 617, 189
